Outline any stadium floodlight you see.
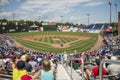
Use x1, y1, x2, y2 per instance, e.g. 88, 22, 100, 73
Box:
61, 16, 63, 23
115, 3, 117, 22
87, 14, 90, 26
38, 16, 40, 22
12, 13, 15, 21
108, 0, 112, 25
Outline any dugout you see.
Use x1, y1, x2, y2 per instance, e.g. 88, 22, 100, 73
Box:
29, 24, 40, 32
42, 22, 57, 31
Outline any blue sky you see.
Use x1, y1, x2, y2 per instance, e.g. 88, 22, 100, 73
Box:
0, 0, 120, 25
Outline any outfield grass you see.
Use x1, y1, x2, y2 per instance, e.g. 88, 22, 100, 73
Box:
7, 31, 98, 53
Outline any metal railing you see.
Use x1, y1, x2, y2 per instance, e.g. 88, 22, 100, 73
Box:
0, 74, 12, 80
99, 59, 120, 80
96, 74, 117, 80
66, 58, 84, 80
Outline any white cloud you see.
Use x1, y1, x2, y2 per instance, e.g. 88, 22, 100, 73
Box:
0, 0, 10, 6
45, 16, 61, 22
0, 11, 12, 19
14, 0, 66, 20
18, 16, 27, 20
0, 11, 12, 17
0, 0, 109, 24
84, 1, 106, 7
69, 16, 87, 23
11, 0, 93, 22
68, 0, 92, 4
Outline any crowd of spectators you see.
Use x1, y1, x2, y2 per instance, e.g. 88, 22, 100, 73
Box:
0, 34, 63, 80
70, 35, 120, 80
0, 34, 120, 80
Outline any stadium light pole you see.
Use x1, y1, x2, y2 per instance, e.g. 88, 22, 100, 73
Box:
61, 16, 63, 23
38, 16, 40, 22
108, 0, 112, 25
12, 13, 15, 21
115, 3, 117, 22
61, 16, 63, 26
87, 14, 90, 26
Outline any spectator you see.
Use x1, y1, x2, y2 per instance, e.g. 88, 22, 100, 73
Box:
0, 54, 5, 69
21, 74, 33, 80
82, 59, 107, 80
34, 61, 42, 72
11, 54, 20, 69
91, 59, 107, 78
13, 60, 27, 80
28, 55, 37, 68
21, 54, 33, 72
33, 59, 56, 80
63, 52, 68, 67
107, 56, 120, 75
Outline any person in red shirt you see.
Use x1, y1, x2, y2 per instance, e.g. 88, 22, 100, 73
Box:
92, 59, 107, 78
21, 74, 33, 80
77, 59, 82, 63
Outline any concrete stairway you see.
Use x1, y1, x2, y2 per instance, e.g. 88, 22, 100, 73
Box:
64, 66, 83, 80
56, 64, 71, 80
56, 64, 83, 80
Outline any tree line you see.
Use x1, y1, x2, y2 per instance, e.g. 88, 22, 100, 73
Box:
0, 18, 118, 35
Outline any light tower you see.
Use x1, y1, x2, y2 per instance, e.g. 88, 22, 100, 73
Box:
87, 14, 90, 26
12, 13, 15, 21
38, 16, 40, 22
115, 3, 117, 22
61, 16, 63, 23
108, 0, 112, 25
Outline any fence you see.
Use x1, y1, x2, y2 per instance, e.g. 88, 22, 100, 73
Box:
99, 59, 120, 80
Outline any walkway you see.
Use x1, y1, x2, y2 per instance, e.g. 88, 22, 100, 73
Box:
64, 65, 83, 80
56, 64, 83, 80
56, 64, 71, 80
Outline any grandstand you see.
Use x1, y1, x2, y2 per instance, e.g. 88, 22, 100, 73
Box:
0, 32, 120, 80
87, 23, 109, 30
0, 1, 120, 80
0, 21, 119, 80
0, 20, 119, 80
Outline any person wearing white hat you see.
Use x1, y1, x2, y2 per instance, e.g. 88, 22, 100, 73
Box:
107, 56, 120, 75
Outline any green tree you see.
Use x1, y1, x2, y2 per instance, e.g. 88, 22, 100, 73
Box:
34, 21, 40, 26
19, 20, 25, 25
110, 22, 118, 35
26, 20, 34, 26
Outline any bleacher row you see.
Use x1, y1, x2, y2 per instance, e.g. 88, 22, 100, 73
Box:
87, 24, 109, 30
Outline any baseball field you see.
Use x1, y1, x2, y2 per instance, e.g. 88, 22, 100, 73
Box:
7, 31, 99, 53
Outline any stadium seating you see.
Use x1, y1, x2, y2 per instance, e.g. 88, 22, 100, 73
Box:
87, 24, 109, 30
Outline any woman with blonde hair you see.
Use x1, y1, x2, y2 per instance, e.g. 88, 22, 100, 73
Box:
33, 59, 56, 80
